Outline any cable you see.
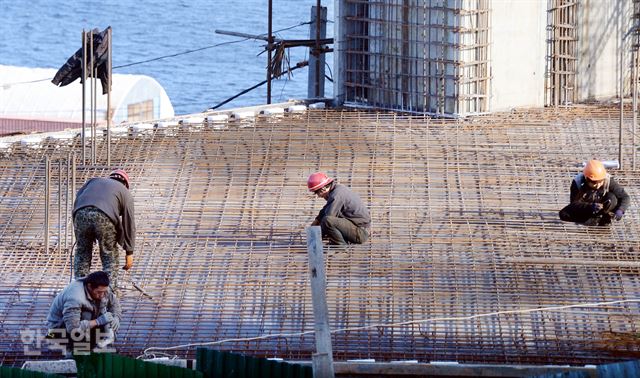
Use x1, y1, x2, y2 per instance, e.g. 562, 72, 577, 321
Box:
325, 62, 333, 81
139, 298, 640, 357
115, 22, 312, 69
1, 21, 314, 86
206, 61, 308, 111
1, 77, 52, 86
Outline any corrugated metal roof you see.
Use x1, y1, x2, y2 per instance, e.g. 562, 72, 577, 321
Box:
0, 65, 174, 126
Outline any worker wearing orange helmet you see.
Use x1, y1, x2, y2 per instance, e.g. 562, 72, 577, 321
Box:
308, 172, 371, 245
559, 160, 630, 226
73, 169, 136, 293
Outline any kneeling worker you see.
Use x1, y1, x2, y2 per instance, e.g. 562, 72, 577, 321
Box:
559, 159, 630, 226
46, 271, 122, 354
308, 172, 371, 245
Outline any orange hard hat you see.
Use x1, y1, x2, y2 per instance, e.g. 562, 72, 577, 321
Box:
307, 172, 333, 192
109, 169, 130, 189
583, 160, 606, 181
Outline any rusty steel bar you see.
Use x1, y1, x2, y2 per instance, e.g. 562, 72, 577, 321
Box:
0, 106, 639, 367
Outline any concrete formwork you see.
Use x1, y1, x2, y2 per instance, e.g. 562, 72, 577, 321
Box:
0, 106, 639, 367
334, 0, 635, 116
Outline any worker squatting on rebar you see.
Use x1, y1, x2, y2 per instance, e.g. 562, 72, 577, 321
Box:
73, 169, 136, 293
46, 271, 122, 356
308, 172, 371, 245
559, 160, 630, 226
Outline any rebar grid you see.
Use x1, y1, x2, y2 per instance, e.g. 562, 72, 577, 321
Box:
1, 105, 639, 366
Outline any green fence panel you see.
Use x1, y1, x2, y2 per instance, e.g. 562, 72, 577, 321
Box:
597, 360, 640, 378
0, 365, 65, 378
74, 353, 202, 378
196, 348, 312, 378
534, 360, 640, 378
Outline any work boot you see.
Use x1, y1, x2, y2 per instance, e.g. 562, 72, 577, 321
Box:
583, 216, 601, 226
599, 213, 613, 226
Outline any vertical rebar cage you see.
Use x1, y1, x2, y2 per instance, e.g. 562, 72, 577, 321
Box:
545, 0, 578, 107
342, 0, 490, 116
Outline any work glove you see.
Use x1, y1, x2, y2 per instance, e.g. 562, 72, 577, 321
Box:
591, 202, 603, 214
110, 315, 120, 332
614, 209, 625, 221
123, 254, 133, 270
96, 312, 114, 327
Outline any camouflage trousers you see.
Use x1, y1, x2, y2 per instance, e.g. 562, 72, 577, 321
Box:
74, 207, 120, 292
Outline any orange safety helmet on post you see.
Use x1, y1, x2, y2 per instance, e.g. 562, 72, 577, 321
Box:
583, 160, 607, 181
307, 172, 334, 192
109, 169, 130, 189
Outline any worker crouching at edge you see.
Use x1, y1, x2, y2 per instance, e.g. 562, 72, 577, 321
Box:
308, 172, 371, 245
46, 271, 122, 355
559, 159, 630, 226
73, 169, 136, 294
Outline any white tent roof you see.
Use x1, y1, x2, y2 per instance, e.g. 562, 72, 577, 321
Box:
0, 65, 174, 123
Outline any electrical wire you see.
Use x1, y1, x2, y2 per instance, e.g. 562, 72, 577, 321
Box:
139, 298, 640, 358
0, 21, 314, 87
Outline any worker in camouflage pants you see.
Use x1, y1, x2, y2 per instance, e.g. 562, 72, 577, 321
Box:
74, 207, 121, 291
73, 169, 136, 294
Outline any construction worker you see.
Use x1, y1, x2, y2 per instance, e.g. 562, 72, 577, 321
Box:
308, 172, 371, 245
559, 160, 630, 226
46, 271, 121, 354
73, 169, 135, 293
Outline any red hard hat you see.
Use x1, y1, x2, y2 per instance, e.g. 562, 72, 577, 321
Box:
109, 169, 130, 189
307, 172, 333, 192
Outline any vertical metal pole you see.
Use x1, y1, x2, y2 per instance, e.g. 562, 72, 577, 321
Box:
93, 42, 98, 165
82, 30, 87, 165
44, 156, 50, 252
71, 153, 76, 248
107, 27, 112, 166
58, 159, 62, 255
308, 5, 327, 99
306, 226, 335, 378
267, 0, 273, 104
65, 153, 70, 250
620, 33, 625, 169
633, 50, 638, 170
90, 31, 97, 165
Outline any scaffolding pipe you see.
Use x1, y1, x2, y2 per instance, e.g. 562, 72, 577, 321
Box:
107, 27, 112, 166
81, 30, 87, 164
58, 159, 62, 255
44, 156, 50, 252
620, 34, 625, 169
267, 0, 273, 104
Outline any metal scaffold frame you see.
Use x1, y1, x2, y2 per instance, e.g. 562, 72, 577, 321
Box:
342, 0, 490, 116
546, 0, 578, 107
0, 106, 639, 367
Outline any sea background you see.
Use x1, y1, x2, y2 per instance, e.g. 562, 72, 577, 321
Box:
0, 0, 334, 116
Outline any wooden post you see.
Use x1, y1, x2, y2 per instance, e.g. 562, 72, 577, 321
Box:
306, 226, 335, 378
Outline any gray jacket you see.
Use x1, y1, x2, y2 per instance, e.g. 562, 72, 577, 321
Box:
73, 177, 136, 253
316, 183, 371, 228
47, 279, 122, 334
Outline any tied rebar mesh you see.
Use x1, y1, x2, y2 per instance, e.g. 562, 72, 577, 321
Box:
0, 105, 639, 366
